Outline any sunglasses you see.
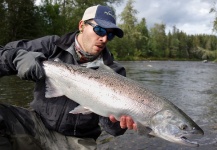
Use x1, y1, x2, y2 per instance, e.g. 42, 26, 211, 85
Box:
85, 21, 115, 41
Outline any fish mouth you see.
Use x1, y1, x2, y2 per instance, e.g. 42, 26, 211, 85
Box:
179, 136, 199, 147
176, 127, 204, 147
149, 125, 203, 147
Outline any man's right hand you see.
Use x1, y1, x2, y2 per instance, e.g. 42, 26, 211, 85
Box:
109, 115, 137, 131
13, 49, 46, 81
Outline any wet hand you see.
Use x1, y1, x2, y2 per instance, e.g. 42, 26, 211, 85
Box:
109, 115, 137, 131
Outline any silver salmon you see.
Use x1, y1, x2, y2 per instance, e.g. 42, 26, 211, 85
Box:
43, 61, 204, 147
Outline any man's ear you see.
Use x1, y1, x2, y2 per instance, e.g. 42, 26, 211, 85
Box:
78, 20, 85, 32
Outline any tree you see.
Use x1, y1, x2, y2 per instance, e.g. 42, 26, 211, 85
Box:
117, 0, 138, 59
0, 0, 39, 44
110, 0, 149, 60
149, 23, 167, 57
135, 18, 149, 58
38, 0, 63, 35
0, 0, 9, 44
210, 2, 217, 33
167, 26, 179, 58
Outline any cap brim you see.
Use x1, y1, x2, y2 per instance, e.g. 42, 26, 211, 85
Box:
94, 19, 124, 38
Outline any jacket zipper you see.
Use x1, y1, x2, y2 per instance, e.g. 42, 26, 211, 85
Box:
56, 99, 67, 130
74, 114, 80, 136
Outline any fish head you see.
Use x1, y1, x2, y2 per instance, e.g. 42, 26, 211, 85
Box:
150, 108, 204, 147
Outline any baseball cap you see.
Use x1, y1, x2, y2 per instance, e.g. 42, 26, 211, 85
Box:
82, 5, 124, 38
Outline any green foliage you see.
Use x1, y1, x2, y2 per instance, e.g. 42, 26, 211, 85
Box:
0, 0, 9, 44
0, 0, 39, 44
110, 0, 150, 60
135, 18, 149, 57
149, 23, 167, 58
193, 46, 217, 60
1, 0, 217, 61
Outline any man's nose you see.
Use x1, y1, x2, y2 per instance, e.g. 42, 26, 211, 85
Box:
100, 35, 108, 42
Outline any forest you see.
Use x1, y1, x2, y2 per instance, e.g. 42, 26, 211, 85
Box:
1, 0, 217, 61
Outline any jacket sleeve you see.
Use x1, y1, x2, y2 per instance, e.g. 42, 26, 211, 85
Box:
0, 35, 59, 77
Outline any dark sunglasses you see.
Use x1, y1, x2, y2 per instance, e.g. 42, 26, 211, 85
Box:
84, 21, 115, 41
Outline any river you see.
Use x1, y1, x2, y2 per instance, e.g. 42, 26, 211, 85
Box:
0, 61, 217, 149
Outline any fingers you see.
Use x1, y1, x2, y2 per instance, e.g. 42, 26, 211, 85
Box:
120, 116, 127, 128
109, 115, 118, 123
133, 123, 137, 131
109, 115, 137, 131
120, 116, 137, 130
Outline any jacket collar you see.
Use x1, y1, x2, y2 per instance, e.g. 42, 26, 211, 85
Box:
54, 31, 114, 65
54, 31, 78, 50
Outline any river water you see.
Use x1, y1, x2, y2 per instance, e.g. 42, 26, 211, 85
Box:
0, 61, 217, 149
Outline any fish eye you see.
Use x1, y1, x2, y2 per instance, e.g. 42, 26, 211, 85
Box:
180, 124, 188, 130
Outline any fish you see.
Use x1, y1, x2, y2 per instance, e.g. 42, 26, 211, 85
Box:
43, 61, 204, 147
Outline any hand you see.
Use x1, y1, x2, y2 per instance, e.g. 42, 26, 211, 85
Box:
109, 115, 137, 131
13, 49, 46, 81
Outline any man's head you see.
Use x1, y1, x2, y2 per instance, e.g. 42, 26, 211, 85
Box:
82, 5, 123, 38
77, 5, 124, 55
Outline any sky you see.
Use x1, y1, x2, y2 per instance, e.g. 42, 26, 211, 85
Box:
35, 0, 217, 35
114, 0, 217, 35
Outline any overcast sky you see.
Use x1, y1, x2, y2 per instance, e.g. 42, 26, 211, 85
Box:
115, 0, 217, 35
35, 0, 216, 35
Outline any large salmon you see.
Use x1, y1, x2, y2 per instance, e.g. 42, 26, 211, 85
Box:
43, 61, 204, 147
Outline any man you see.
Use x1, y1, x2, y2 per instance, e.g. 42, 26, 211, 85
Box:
0, 4, 136, 150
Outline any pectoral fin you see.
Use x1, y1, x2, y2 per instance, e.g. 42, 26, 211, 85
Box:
45, 77, 64, 98
137, 122, 153, 136
69, 105, 93, 114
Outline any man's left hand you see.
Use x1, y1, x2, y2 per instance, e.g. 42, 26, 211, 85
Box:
109, 115, 137, 131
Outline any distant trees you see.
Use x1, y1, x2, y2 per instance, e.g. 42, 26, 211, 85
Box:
149, 23, 167, 58
0, 0, 123, 44
109, 0, 151, 60
0, 0, 217, 61
0, 0, 39, 43
109, 0, 217, 61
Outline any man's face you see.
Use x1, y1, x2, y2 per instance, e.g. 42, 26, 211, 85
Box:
77, 20, 114, 55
